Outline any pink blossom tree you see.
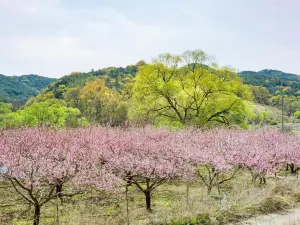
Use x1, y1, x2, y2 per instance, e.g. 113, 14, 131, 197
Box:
1, 126, 298, 223
283, 135, 300, 175
180, 129, 244, 194
100, 128, 193, 212
0, 128, 116, 225
237, 130, 287, 184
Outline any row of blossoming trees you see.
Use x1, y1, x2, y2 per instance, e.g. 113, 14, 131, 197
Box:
0, 127, 299, 225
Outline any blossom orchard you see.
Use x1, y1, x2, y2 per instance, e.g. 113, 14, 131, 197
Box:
0, 127, 299, 224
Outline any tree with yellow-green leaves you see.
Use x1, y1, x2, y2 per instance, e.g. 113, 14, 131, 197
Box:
0, 99, 88, 128
129, 50, 253, 128
0, 102, 13, 123
0, 102, 12, 115
79, 79, 128, 126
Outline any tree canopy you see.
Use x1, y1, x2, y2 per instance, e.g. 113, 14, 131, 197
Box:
129, 50, 253, 128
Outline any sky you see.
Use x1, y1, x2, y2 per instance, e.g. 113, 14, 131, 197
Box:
0, 0, 300, 78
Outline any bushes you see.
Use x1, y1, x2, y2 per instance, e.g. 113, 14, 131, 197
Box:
294, 111, 300, 119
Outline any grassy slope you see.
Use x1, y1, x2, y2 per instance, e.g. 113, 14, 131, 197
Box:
252, 103, 300, 134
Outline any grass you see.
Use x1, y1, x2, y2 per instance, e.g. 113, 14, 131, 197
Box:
2, 172, 300, 224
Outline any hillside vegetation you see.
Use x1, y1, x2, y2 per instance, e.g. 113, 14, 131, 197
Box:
46, 67, 300, 125
239, 69, 300, 96
0, 74, 55, 104
1, 67, 300, 106
1, 51, 256, 128
0, 51, 300, 128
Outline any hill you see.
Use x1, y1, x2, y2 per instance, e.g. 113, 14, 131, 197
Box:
1, 66, 300, 112
44, 66, 300, 127
47, 65, 137, 98
239, 69, 300, 96
49, 67, 300, 98
0, 74, 55, 104
2, 67, 299, 106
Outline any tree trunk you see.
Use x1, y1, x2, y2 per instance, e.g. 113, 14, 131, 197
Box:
259, 175, 266, 185
125, 185, 130, 225
33, 204, 41, 225
290, 163, 298, 174
250, 171, 259, 184
207, 185, 213, 195
286, 163, 298, 174
56, 183, 63, 194
144, 191, 152, 212
56, 183, 63, 205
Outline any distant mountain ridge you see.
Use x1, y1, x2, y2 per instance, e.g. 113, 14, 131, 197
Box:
0, 74, 55, 104
239, 69, 300, 96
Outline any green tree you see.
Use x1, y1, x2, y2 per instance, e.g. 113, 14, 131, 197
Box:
0, 102, 13, 123
129, 50, 253, 128
0, 99, 87, 128
135, 60, 146, 67
79, 79, 128, 125
0, 102, 12, 114
250, 85, 272, 105
64, 88, 81, 108
271, 95, 300, 116
258, 111, 271, 125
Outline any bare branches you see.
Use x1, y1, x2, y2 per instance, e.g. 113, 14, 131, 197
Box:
9, 179, 34, 205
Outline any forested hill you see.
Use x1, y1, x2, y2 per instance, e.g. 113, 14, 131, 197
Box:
1, 66, 300, 106
239, 69, 300, 96
1, 52, 300, 129
47, 65, 138, 98
0, 74, 55, 104
49, 66, 300, 98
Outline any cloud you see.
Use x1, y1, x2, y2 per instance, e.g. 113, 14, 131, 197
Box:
0, 3, 178, 77
0, 0, 239, 77
1, 0, 300, 77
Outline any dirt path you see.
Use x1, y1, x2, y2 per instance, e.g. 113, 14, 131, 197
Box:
236, 207, 300, 225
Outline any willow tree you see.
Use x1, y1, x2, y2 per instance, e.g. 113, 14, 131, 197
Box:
129, 50, 253, 128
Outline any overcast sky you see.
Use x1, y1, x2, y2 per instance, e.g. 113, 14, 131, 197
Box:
0, 0, 299, 78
